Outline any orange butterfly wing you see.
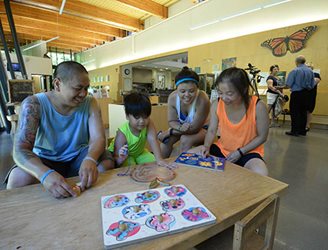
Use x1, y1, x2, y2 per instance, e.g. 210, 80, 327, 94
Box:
261, 37, 288, 57
287, 26, 317, 53
261, 26, 317, 56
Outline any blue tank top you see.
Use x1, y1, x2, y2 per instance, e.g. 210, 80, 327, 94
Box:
32, 93, 91, 162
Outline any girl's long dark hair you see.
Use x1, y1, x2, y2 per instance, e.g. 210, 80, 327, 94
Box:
215, 67, 252, 110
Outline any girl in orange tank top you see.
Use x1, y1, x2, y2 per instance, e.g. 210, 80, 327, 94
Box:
197, 68, 270, 176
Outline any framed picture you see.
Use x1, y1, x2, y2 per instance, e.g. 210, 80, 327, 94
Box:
221, 57, 237, 71
8, 79, 35, 103
158, 75, 165, 88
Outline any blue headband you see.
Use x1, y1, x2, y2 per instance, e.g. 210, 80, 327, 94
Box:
175, 77, 198, 87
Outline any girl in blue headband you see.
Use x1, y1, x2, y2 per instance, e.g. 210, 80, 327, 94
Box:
157, 66, 210, 158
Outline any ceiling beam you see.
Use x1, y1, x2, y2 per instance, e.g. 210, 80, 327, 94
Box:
116, 0, 168, 18
0, 2, 122, 37
4, 31, 97, 48
2, 24, 104, 45
12, 0, 143, 31
0, 15, 111, 42
48, 41, 85, 51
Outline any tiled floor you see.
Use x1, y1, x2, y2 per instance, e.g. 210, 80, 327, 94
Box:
0, 125, 327, 250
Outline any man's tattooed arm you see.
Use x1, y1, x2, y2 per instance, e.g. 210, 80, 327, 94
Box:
13, 96, 44, 178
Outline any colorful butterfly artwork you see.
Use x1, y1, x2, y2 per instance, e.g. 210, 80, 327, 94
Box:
261, 26, 317, 57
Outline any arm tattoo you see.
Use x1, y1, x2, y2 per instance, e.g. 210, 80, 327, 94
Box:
14, 96, 40, 161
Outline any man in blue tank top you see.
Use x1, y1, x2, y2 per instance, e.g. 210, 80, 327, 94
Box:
6, 61, 114, 198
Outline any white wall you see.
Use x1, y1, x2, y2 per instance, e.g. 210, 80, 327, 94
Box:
133, 68, 152, 83
144, 0, 195, 29
80, 0, 328, 71
1, 52, 52, 79
21, 41, 47, 57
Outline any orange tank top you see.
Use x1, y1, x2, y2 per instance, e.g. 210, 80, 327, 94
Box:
215, 96, 264, 157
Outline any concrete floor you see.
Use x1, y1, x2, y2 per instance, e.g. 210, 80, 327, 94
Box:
0, 125, 327, 250
265, 126, 328, 250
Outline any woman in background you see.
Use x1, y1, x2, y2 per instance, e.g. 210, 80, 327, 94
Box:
266, 65, 284, 127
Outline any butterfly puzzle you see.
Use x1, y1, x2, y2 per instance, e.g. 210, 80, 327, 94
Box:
261, 26, 317, 57
101, 185, 216, 249
175, 152, 225, 171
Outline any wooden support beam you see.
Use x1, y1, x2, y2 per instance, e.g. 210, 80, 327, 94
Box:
12, 0, 143, 31
0, 15, 110, 42
2, 24, 103, 45
116, 0, 168, 18
0, 2, 122, 37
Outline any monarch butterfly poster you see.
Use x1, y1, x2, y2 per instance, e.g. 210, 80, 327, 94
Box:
261, 26, 317, 57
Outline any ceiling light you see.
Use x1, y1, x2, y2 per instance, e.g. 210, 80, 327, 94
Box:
190, 0, 292, 30
22, 36, 60, 51
263, 0, 291, 8
220, 7, 261, 21
59, 0, 66, 15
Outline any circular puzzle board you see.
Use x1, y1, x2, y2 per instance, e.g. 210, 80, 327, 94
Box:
130, 163, 176, 183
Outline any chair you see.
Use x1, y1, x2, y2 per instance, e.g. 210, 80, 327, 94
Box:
196, 195, 280, 250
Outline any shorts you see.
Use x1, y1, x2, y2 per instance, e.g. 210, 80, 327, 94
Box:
5, 147, 114, 182
267, 92, 279, 105
209, 144, 264, 167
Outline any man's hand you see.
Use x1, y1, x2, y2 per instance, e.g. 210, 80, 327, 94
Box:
42, 171, 77, 199
79, 159, 99, 191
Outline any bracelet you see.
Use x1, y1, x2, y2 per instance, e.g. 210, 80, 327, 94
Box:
169, 127, 174, 136
237, 148, 244, 157
40, 169, 55, 184
83, 156, 98, 165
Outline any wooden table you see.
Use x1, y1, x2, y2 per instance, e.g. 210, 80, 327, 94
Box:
0, 162, 288, 250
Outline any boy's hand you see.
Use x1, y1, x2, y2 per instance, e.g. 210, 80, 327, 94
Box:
79, 159, 99, 191
42, 171, 77, 199
119, 144, 129, 157
116, 144, 129, 165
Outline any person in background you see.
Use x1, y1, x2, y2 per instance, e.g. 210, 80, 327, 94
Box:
285, 55, 315, 136
305, 63, 321, 131
157, 66, 210, 158
109, 92, 169, 168
6, 61, 114, 198
197, 67, 269, 176
266, 65, 284, 127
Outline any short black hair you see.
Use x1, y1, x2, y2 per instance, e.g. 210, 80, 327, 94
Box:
54, 61, 88, 83
175, 66, 199, 86
269, 65, 278, 72
124, 92, 151, 118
